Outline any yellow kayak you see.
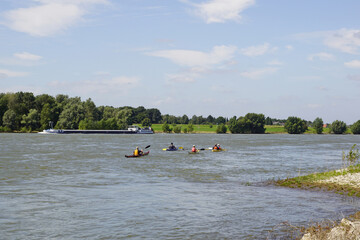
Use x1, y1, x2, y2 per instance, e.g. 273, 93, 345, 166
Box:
188, 150, 200, 154
212, 149, 226, 152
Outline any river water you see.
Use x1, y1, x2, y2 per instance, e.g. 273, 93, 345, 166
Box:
1, 133, 360, 239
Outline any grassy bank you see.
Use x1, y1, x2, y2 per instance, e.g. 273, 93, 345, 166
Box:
275, 164, 360, 197
149, 124, 339, 134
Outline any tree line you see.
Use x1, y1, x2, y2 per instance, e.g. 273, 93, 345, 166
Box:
0, 92, 359, 134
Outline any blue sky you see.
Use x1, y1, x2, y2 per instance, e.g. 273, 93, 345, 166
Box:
1, 0, 360, 124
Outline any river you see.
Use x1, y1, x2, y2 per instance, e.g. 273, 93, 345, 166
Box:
1, 133, 360, 239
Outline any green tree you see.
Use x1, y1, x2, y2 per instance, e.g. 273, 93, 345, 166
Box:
265, 117, 272, 125
331, 120, 347, 134
216, 124, 227, 134
187, 123, 194, 133
313, 117, 324, 134
56, 97, 85, 129
21, 109, 40, 130
351, 120, 360, 134
228, 116, 240, 133
173, 125, 182, 133
0, 93, 9, 126
162, 122, 172, 133
244, 113, 266, 133
284, 116, 308, 134
2, 109, 17, 130
141, 118, 152, 127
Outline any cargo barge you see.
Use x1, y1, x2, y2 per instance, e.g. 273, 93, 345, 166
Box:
39, 126, 153, 134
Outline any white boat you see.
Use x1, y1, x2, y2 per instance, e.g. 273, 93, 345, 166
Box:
38, 128, 64, 134
127, 126, 154, 134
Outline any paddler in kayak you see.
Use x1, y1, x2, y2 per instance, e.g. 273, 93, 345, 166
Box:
213, 144, 222, 150
134, 146, 140, 157
191, 145, 197, 152
168, 142, 177, 150
134, 146, 144, 156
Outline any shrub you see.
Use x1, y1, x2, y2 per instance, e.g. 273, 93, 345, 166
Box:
173, 126, 182, 133
313, 117, 323, 134
342, 144, 360, 167
183, 127, 188, 133
187, 124, 194, 133
331, 120, 347, 134
351, 120, 360, 134
285, 116, 308, 134
216, 124, 227, 134
162, 122, 172, 133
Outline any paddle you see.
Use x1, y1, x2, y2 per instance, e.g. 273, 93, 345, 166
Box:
145, 145, 151, 149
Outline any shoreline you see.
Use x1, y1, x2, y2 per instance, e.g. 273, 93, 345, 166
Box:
274, 165, 360, 239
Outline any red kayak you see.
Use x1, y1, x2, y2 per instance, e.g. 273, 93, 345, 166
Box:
125, 151, 150, 158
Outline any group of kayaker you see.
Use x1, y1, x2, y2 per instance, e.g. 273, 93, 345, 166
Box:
131, 143, 223, 156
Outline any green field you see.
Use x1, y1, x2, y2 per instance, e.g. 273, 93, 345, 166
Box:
147, 124, 343, 134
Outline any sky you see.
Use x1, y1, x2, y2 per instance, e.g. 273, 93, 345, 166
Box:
0, 0, 360, 124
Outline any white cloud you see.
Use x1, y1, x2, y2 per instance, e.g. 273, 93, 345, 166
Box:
240, 67, 278, 79
323, 29, 360, 54
0, 69, 29, 78
14, 52, 43, 61
2, 0, 108, 37
344, 60, 360, 69
308, 52, 335, 61
307, 103, 322, 109
147, 45, 237, 67
285, 45, 293, 51
192, 0, 255, 23
240, 43, 277, 57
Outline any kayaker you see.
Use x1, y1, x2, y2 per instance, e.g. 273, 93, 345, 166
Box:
217, 144, 222, 150
139, 148, 144, 156
134, 146, 139, 157
168, 143, 176, 150
213, 144, 218, 150
191, 145, 197, 152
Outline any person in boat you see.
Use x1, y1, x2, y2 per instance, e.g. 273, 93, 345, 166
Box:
213, 144, 222, 150
134, 146, 140, 157
192, 145, 197, 152
168, 143, 176, 150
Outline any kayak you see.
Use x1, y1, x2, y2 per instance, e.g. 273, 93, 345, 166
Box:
212, 148, 226, 152
125, 151, 150, 158
164, 148, 178, 151
188, 150, 200, 154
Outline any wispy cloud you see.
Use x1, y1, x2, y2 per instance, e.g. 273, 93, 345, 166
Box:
1, 0, 109, 37
267, 60, 283, 66
147, 45, 237, 67
189, 0, 255, 23
323, 29, 360, 54
295, 28, 360, 55
13, 52, 43, 61
240, 67, 278, 79
344, 60, 360, 68
0, 69, 29, 79
308, 52, 335, 61
240, 43, 277, 57
0, 52, 43, 66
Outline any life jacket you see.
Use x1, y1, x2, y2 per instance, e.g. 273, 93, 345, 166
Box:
213, 146, 218, 150
192, 147, 197, 152
134, 149, 139, 156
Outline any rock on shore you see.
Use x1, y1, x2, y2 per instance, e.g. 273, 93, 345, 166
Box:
301, 218, 360, 240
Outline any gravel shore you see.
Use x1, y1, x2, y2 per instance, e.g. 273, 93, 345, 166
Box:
317, 172, 360, 188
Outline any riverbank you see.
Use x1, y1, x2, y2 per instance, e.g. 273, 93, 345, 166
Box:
274, 164, 360, 239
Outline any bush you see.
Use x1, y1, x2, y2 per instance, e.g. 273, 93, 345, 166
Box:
183, 127, 188, 133
313, 117, 323, 134
0, 126, 11, 132
187, 124, 194, 133
342, 144, 360, 167
331, 120, 347, 134
351, 120, 360, 134
141, 118, 152, 127
173, 126, 182, 133
216, 124, 227, 134
284, 116, 308, 134
162, 122, 172, 133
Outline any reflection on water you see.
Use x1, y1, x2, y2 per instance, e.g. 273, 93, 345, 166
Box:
1, 133, 360, 239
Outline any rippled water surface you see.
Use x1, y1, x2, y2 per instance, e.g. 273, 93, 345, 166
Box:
1, 133, 360, 239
